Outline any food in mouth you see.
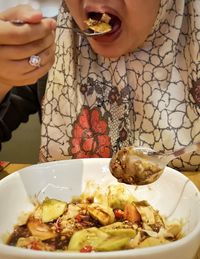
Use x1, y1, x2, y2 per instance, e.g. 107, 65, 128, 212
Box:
85, 13, 112, 33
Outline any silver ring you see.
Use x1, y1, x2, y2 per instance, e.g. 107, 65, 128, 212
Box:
29, 55, 41, 67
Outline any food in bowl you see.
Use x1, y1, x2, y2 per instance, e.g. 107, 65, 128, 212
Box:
6, 183, 183, 252
0, 159, 200, 259
85, 13, 112, 33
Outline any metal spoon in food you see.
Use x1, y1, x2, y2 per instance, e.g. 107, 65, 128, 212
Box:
109, 142, 200, 186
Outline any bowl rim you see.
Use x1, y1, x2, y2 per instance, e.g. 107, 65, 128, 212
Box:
0, 229, 200, 258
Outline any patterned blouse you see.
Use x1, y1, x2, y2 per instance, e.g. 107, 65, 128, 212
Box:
39, 0, 200, 171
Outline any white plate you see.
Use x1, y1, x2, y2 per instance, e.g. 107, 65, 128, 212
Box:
0, 158, 200, 259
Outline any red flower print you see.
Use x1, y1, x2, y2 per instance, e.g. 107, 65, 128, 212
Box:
69, 106, 112, 158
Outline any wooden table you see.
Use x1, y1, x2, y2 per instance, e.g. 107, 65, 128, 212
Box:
1, 163, 200, 258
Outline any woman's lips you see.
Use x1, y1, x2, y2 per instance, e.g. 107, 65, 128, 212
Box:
83, 5, 122, 42
86, 14, 122, 42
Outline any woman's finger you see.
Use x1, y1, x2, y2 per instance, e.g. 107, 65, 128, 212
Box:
0, 42, 55, 84
3, 57, 55, 87
0, 18, 56, 45
0, 31, 55, 60
24, 42, 56, 73
0, 58, 54, 87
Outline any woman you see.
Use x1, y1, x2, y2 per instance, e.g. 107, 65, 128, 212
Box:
1, 0, 200, 171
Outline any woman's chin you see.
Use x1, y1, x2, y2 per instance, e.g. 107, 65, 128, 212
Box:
87, 27, 126, 58
96, 50, 122, 58
89, 34, 138, 58
90, 45, 131, 59
89, 40, 127, 58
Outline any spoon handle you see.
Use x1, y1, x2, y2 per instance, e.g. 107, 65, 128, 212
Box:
57, 25, 110, 37
161, 142, 200, 164
10, 20, 106, 38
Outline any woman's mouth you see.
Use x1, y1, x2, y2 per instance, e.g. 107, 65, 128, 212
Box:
86, 11, 122, 42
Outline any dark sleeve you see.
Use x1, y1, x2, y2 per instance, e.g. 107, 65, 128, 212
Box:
0, 75, 47, 149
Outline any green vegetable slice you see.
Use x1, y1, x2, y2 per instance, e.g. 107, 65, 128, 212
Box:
68, 227, 108, 251
41, 198, 67, 223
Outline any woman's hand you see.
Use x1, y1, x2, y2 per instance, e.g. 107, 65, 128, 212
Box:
0, 5, 56, 99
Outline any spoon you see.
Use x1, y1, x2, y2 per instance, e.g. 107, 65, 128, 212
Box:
57, 25, 110, 37
109, 142, 200, 186
11, 19, 110, 37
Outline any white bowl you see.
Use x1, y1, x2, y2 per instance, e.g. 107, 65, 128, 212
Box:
0, 158, 200, 259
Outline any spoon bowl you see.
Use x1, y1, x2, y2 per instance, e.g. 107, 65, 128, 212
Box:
57, 25, 110, 37
109, 142, 200, 186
